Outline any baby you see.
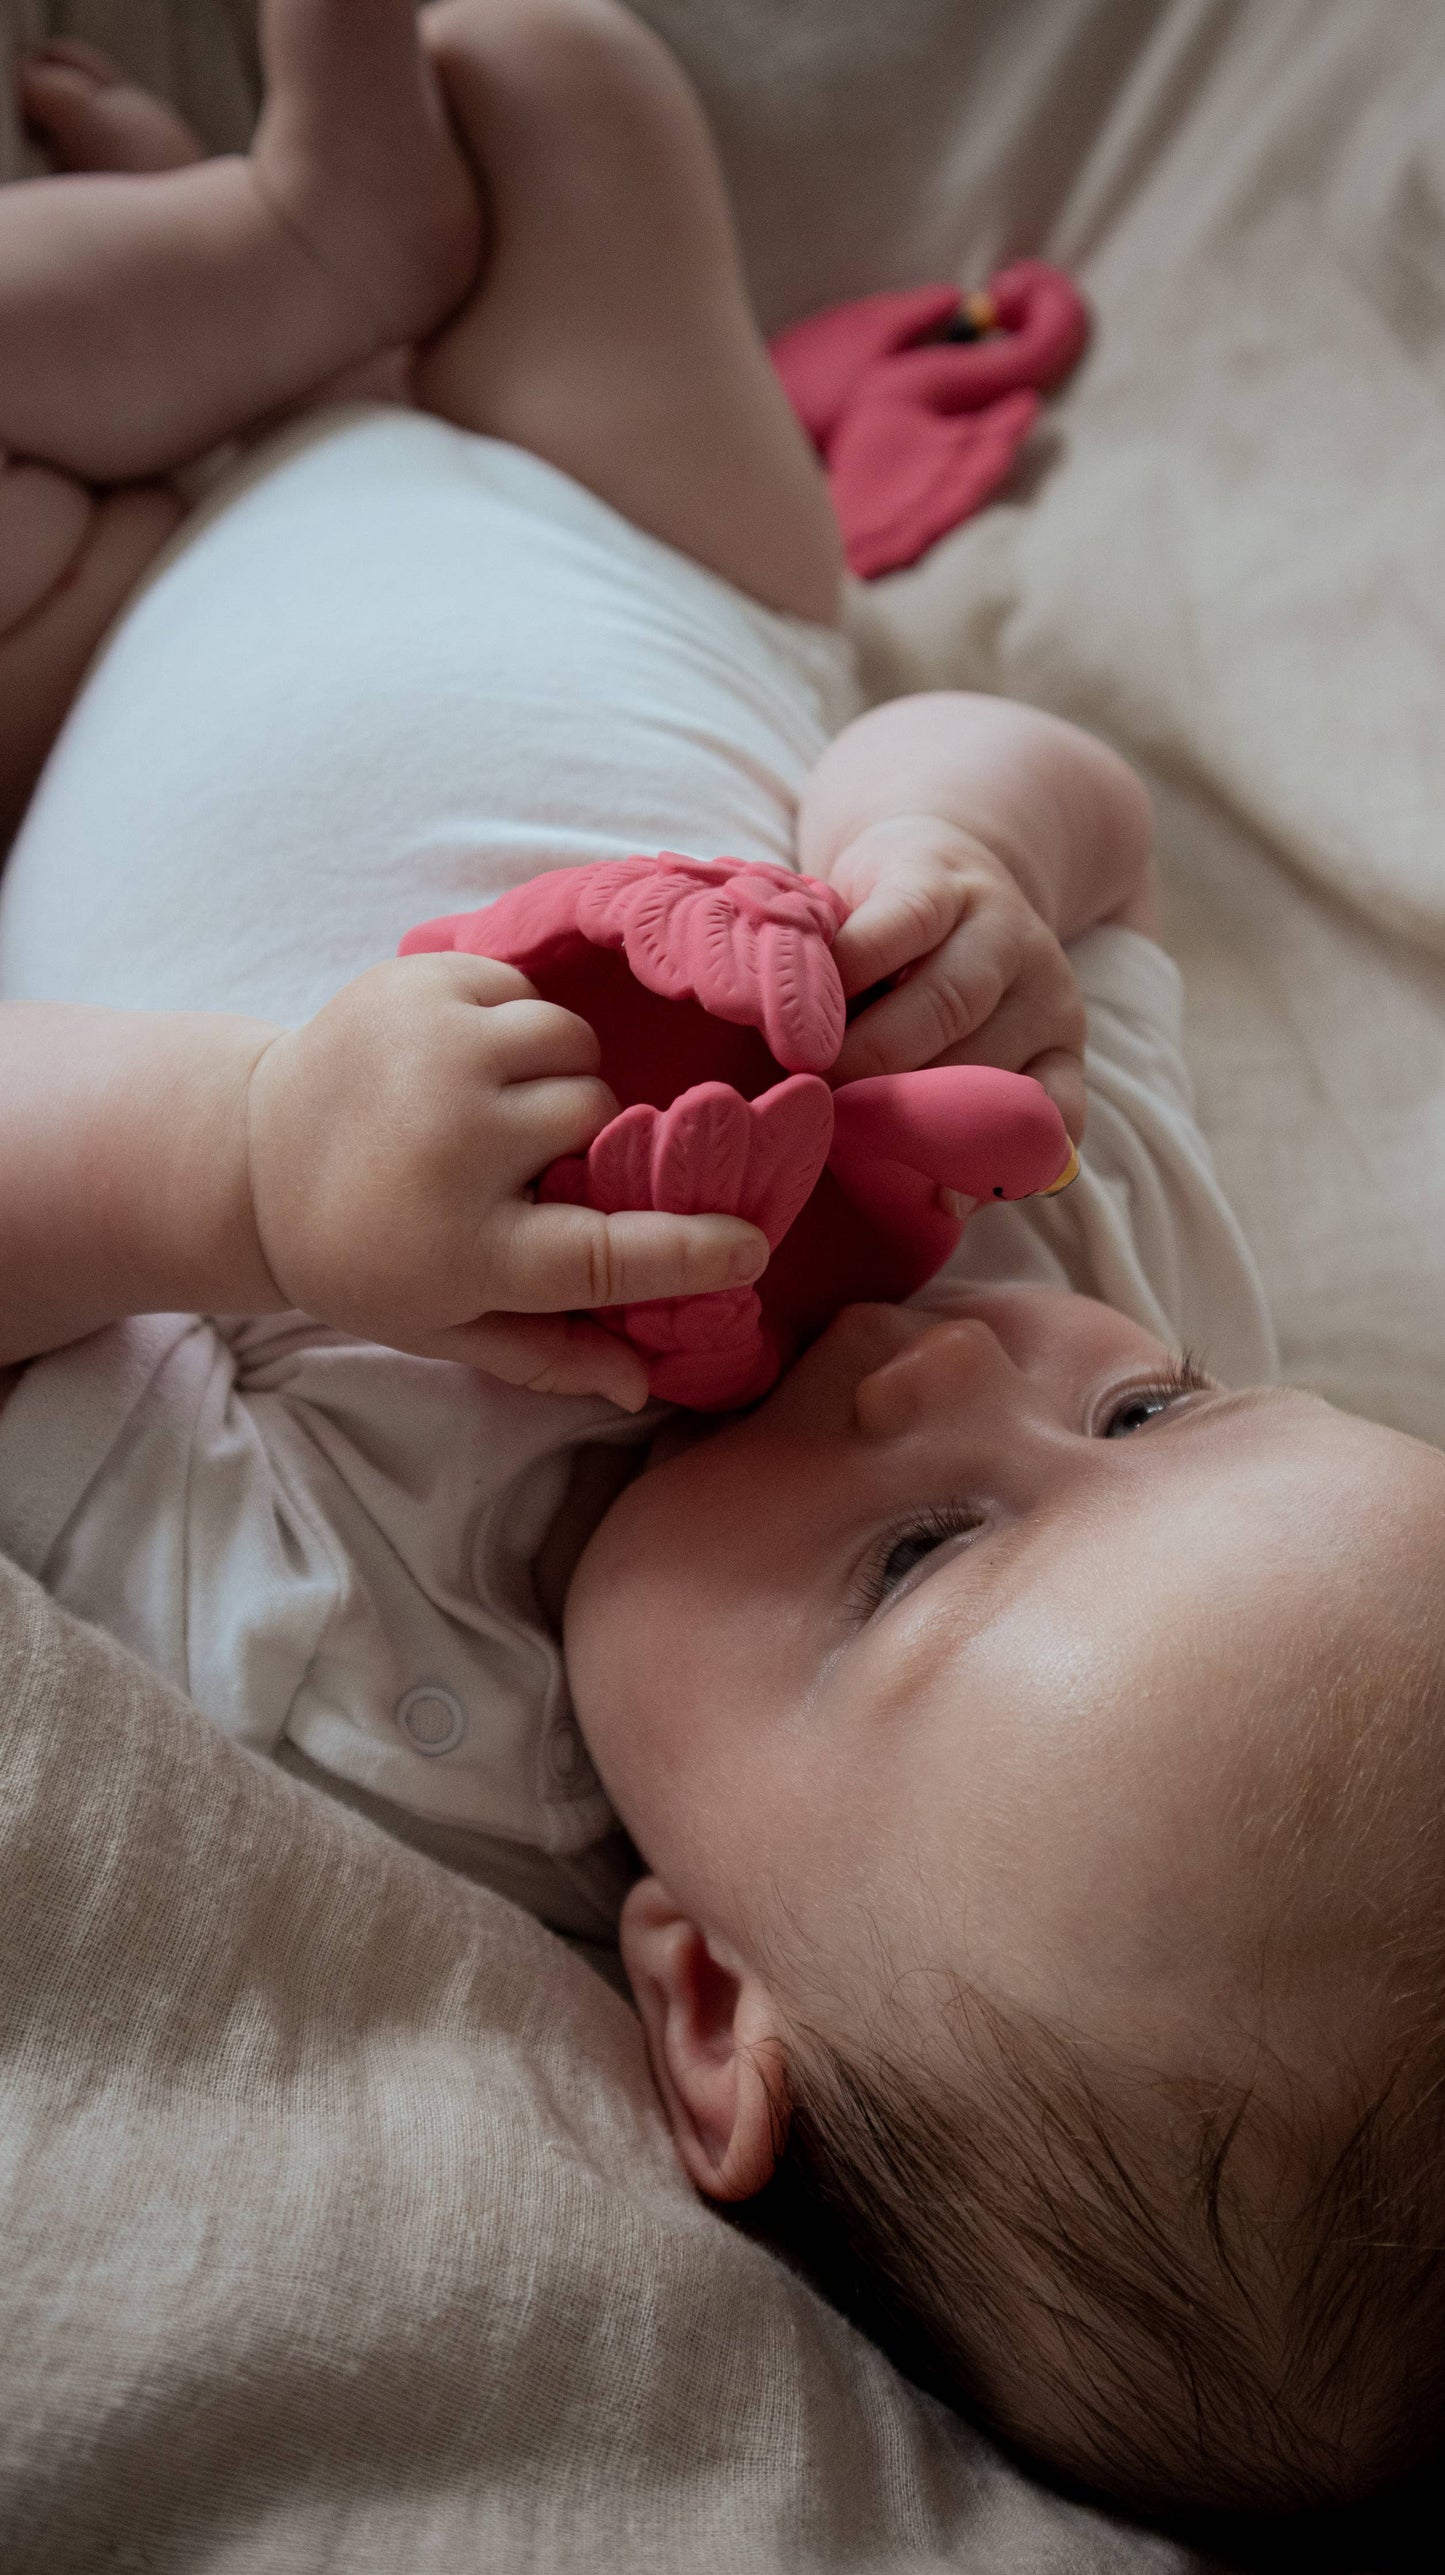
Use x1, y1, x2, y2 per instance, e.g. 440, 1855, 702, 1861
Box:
3, 0, 1445, 2524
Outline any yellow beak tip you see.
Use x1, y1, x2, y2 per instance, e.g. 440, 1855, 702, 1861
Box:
1041, 1143, 1080, 1197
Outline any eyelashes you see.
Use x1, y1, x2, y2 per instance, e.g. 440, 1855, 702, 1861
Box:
848, 1350, 1215, 1622
847, 1501, 985, 1622
1097, 1350, 1212, 1439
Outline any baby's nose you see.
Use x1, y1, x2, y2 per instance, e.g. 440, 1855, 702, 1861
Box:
853, 1315, 1006, 1441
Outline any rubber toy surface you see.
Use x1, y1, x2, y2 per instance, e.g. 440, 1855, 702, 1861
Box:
770, 263, 1090, 578
402, 855, 1077, 1408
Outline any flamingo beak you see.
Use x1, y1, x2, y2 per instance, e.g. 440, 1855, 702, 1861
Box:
1041, 1143, 1080, 1196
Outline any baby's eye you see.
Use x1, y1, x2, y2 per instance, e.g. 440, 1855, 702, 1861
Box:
879, 1527, 951, 1587
851, 1503, 983, 1619
1101, 1356, 1213, 1439
1103, 1389, 1177, 1437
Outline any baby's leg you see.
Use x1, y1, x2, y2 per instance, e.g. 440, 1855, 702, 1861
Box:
18, 38, 208, 175
0, 56, 197, 841
0, 3, 481, 838
0, 0, 480, 485
416, 0, 842, 625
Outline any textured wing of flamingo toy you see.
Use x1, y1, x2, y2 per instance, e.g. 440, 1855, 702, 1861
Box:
770, 262, 1091, 578
402, 855, 1076, 1407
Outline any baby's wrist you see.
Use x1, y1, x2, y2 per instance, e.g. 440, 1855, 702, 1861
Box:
235, 1028, 311, 1318
0, 1004, 290, 1367
148, 1014, 289, 1320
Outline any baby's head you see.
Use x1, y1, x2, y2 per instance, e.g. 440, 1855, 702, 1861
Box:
566, 1290, 1445, 2513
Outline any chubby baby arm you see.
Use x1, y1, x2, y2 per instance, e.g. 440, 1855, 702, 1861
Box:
797, 693, 1158, 1131
0, 957, 767, 1408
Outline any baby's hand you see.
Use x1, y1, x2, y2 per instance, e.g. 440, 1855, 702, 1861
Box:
826, 816, 1087, 1138
244, 954, 768, 1410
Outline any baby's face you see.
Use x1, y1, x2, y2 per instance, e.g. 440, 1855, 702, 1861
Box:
567, 1289, 1445, 2069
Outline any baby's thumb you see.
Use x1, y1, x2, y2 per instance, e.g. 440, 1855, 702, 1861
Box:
830, 866, 947, 998
499, 1203, 769, 1315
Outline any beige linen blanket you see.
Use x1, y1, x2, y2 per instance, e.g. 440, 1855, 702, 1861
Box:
0, 1547, 1182, 2573
3, 1, 1444, 2567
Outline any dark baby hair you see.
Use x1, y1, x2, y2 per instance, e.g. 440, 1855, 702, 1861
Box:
757, 1976, 1445, 2514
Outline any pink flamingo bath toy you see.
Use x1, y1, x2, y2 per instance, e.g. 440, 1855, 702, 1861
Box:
403, 854, 1077, 1408
770, 262, 1091, 578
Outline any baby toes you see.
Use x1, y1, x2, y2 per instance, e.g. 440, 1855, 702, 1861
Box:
18, 41, 206, 174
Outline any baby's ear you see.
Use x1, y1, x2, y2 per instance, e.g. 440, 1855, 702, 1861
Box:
619, 1875, 788, 2202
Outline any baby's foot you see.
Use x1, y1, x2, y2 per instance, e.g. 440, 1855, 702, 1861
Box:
18, 39, 206, 173
251, 0, 483, 354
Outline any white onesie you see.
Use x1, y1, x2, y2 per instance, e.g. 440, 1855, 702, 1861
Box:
0, 404, 1276, 1936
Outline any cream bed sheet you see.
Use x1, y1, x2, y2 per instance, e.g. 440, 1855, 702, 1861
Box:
2, 3, 1441, 2568
828, 0, 1445, 1448
645, 0, 1445, 1444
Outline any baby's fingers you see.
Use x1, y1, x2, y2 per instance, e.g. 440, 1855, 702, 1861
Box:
443, 1313, 652, 1412
1021, 1046, 1087, 1145
837, 912, 1081, 1088
494, 1203, 769, 1315
502, 1072, 621, 1174
834, 942, 1008, 1083
934, 970, 1088, 1140
830, 859, 960, 1000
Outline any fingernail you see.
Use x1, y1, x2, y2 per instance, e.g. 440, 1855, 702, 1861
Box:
727, 1234, 769, 1284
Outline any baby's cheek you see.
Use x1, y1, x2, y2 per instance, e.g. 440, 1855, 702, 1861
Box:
569, 1567, 753, 1864
566, 1530, 699, 1799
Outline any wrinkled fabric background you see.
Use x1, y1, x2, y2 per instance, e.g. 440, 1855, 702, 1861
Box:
2, 3, 1443, 2567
